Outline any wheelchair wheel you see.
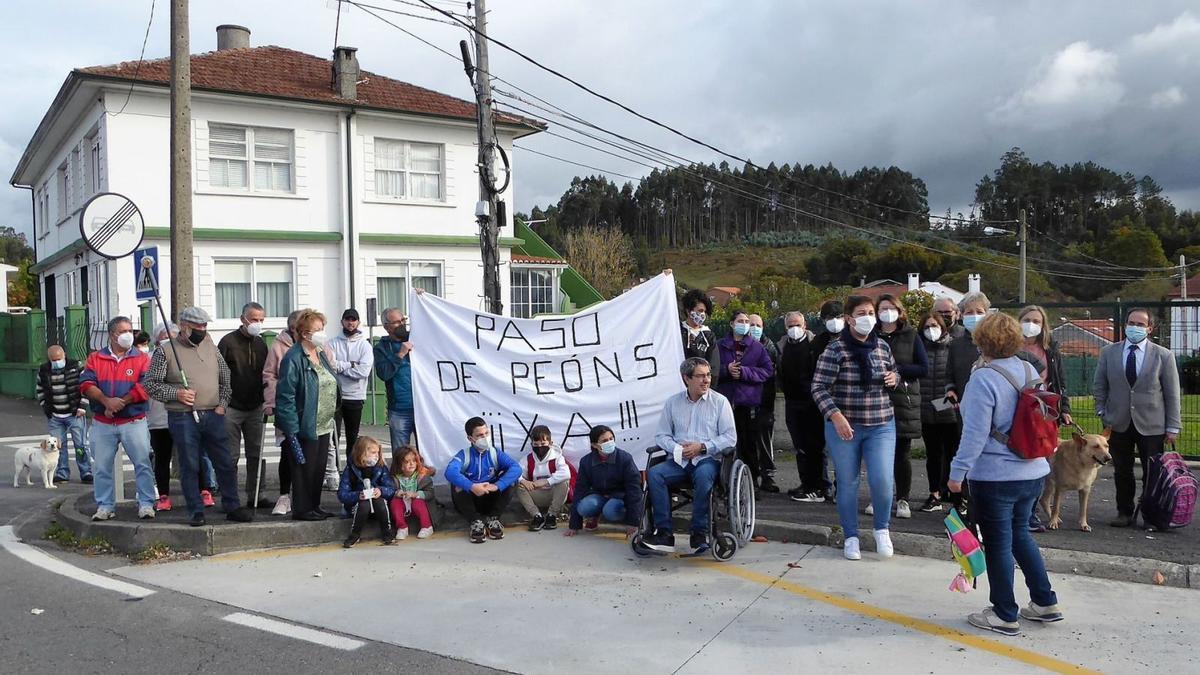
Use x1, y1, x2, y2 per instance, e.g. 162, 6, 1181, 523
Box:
711, 533, 737, 562
729, 460, 756, 545
631, 533, 654, 557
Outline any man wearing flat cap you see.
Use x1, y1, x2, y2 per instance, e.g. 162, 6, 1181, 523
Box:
329, 308, 374, 467
145, 306, 252, 526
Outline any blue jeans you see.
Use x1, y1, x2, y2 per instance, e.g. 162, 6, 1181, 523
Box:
970, 478, 1058, 622
576, 493, 626, 523
168, 410, 242, 516
48, 415, 92, 480
90, 418, 156, 510
388, 409, 415, 451
648, 458, 719, 534
825, 420, 896, 538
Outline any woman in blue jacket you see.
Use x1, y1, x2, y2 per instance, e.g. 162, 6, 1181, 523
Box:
275, 310, 340, 522
565, 425, 644, 537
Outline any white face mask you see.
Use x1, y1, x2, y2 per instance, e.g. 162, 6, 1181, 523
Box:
926, 326, 944, 342
1021, 321, 1042, 338
879, 309, 899, 324
825, 318, 845, 334
245, 322, 264, 337
852, 315, 877, 336
116, 332, 135, 350
786, 326, 806, 341
472, 436, 491, 452
309, 330, 329, 348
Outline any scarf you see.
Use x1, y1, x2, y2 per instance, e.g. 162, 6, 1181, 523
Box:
841, 326, 878, 390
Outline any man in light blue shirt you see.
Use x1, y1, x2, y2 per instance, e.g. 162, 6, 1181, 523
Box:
644, 357, 737, 553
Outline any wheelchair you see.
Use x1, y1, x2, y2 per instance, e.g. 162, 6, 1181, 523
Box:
630, 446, 755, 562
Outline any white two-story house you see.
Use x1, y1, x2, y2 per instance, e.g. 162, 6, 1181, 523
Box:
9, 25, 558, 336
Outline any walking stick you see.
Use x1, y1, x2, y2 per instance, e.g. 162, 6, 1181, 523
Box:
252, 413, 268, 511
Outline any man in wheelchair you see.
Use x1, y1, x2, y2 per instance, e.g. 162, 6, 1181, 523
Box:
643, 357, 738, 554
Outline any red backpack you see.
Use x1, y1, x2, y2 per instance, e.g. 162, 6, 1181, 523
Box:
525, 453, 578, 502
984, 362, 1061, 460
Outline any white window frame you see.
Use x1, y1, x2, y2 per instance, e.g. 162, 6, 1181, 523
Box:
374, 260, 444, 314
212, 258, 296, 319
56, 163, 70, 223
86, 132, 102, 194
207, 123, 295, 194
37, 185, 49, 238
510, 265, 562, 318
373, 138, 445, 202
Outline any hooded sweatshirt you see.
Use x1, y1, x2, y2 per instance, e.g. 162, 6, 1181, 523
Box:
329, 329, 375, 401
263, 330, 295, 413
520, 445, 571, 486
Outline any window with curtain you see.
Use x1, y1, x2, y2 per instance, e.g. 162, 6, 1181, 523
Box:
214, 259, 294, 319
209, 123, 293, 192
373, 139, 443, 200
510, 268, 556, 318
376, 261, 442, 313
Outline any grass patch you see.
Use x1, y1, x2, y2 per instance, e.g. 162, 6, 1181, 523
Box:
654, 245, 816, 291
130, 542, 196, 565
44, 522, 113, 555
77, 535, 114, 555
44, 522, 77, 548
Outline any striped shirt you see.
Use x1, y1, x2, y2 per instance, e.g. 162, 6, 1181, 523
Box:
811, 335, 896, 426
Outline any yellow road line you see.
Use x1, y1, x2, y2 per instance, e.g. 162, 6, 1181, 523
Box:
211, 530, 461, 562
699, 560, 1101, 675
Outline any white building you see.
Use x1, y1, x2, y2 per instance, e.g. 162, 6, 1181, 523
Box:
1168, 272, 1200, 356
9, 25, 550, 335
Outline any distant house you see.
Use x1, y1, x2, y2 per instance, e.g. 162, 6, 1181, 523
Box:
851, 273, 973, 304
1052, 319, 1114, 356
1167, 272, 1200, 356
706, 286, 741, 307
0, 263, 16, 312
851, 279, 907, 302
509, 220, 603, 317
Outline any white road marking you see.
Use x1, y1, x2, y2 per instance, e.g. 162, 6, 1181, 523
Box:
0, 435, 54, 443
0, 526, 154, 598
222, 612, 364, 650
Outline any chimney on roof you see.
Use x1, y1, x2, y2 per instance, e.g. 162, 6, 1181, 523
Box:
908, 273, 919, 291
968, 273, 981, 294
333, 46, 360, 100
216, 25, 251, 51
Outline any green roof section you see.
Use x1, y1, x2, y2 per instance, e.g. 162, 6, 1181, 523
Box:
513, 219, 604, 309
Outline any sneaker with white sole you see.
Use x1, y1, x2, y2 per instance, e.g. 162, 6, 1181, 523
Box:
271, 494, 292, 516
396, 527, 409, 540
92, 507, 116, 521
875, 529, 894, 557
1019, 602, 1064, 623
138, 505, 156, 520
416, 526, 434, 539
895, 500, 912, 519
863, 502, 874, 516
968, 607, 1021, 636
843, 536, 861, 560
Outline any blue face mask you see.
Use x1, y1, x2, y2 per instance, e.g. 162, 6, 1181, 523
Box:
962, 314, 983, 333
749, 326, 763, 340
598, 440, 616, 456
733, 323, 750, 336
51, 359, 66, 370
1125, 325, 1148, 343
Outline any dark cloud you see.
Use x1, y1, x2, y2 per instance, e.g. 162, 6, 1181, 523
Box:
4, 1, 1199, 241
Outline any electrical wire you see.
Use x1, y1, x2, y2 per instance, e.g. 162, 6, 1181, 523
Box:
350, 0, 466, 27
107, 0, 156, 117
512, 144, 640, 181
1026, 222, 1200, 272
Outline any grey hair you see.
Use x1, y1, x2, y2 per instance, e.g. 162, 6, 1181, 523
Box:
107, 316, 132, 333
784, 311, 805, 324
286, 309, 304, 331
680, 356, 711, 377
958, 292, 990, 312
153, 322, 178, 341
933, 297, 958, 310
241, 301, 265, 317
382, 306, 404, 323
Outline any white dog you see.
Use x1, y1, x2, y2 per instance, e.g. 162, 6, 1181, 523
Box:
14, 437, 60, 489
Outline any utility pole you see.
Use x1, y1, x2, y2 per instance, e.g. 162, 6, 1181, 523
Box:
1018, 208, 1027, 304
470, 0, 502, 314
1181, 255, 1188, 300
169, 0, 193, 318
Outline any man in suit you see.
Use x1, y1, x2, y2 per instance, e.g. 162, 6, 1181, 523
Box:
1092, 308, 1182, 528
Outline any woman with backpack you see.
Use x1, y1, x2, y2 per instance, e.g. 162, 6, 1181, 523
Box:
1018, 305, 1073, 532
873, 294, 928, 520
948, 312, 1062, 637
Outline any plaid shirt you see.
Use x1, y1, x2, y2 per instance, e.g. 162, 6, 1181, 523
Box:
811, 335, 896, 426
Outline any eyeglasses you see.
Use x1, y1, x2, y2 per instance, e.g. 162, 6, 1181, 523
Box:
688, 373, 712, 380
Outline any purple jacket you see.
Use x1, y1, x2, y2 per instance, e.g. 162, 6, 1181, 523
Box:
716, 336, 775, 408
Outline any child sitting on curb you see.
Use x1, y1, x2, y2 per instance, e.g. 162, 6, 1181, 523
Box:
337, 436, 397, 548
389, 445, 435, 540
517, 425, 572, 531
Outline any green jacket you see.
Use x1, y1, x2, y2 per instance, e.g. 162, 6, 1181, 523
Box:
274, 344, 339, 440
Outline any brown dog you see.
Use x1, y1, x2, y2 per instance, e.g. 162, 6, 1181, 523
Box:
1039, 430, 1112, 532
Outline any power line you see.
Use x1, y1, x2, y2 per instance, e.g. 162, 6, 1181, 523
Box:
346, 1, 462, 60
107, 0, 156, 117
1026, 222, 1200, 272
350, 0, 466, 27
512, 144, 640, 181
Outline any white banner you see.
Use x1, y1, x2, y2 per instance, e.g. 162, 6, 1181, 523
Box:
409, 273, 685, 476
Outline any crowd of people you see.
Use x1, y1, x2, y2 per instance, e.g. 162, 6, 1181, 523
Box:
30, 287, 1182, 637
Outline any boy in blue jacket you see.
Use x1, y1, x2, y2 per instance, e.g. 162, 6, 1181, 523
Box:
446, 416, 522, 543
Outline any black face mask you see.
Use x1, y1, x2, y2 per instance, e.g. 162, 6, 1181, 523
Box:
532, 444, 551, 459
188, 330, 206, 346
394, 326, 409, 341
343, 327, 359, 337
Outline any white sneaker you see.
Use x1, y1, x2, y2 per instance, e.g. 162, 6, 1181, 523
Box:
863, 502, 874, 516
138, 505, 156, 520
875, 529, 894, 557
844, 536, 861, 560
895, 500, 912, 519
417, 526, 433, 539
396, 527, 409, 540
92, 507, 115, 521
271, 494, 291, 516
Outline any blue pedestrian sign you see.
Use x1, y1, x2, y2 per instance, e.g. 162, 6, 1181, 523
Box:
135, 246, 159, 300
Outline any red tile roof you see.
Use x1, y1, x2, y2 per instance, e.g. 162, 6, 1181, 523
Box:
1062, 319, 1116, 341
511, 254, 566, 265
78, 46, 535, 126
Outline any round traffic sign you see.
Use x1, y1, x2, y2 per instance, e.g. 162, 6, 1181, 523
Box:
79, 192, 145, 260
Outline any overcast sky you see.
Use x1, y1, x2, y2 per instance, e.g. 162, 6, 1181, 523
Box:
3, 1, 1199, 241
